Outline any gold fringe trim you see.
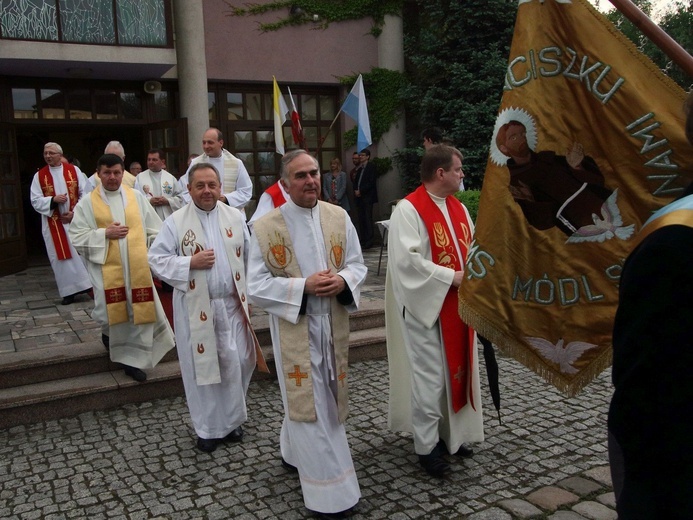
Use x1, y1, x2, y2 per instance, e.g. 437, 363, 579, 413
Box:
459, 296, 612, 397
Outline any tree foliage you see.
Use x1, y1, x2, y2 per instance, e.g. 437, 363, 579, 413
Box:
396, 0, 517, 191
607, 0, 693, 90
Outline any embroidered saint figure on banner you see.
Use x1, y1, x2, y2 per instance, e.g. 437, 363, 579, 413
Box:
491, 107, 634, 244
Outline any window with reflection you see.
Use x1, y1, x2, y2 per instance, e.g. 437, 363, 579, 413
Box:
41, 89, 65, 119
301, 94, 317, 120
68, 89, 91, 119
220, 86, 340, 221
153, 91, 173, 121
236, 152, 254, 174
95, 90, 118, 120
257, 152, 274, 173
234, 131, 253, 149
257, 131, 274, 150
12, 87, 153, 121
12, 89, 38, 119
120, 92, 143, 119
150, 129, 165, 149
227, 93, 243, 120
246, 93, 263, 121
319, 95, 336, 119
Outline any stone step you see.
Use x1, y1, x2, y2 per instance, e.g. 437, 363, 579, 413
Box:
0, 306, 385, 389
0, 326, 386, 429
0, 360, 184, 430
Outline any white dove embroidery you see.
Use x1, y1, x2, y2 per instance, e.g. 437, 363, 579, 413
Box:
526, 336, 598, 374
566, 189, 635, 244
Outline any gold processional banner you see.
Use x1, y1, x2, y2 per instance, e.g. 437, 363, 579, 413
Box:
459, 0, 693, 396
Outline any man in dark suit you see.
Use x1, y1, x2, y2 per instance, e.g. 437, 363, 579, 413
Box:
353, 148, 378, 249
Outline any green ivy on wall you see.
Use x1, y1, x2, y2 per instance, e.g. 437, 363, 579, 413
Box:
223, 0, 403, 36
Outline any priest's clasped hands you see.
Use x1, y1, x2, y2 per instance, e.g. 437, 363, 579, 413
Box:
105, 222, 129, 239
305, 269, 346, 298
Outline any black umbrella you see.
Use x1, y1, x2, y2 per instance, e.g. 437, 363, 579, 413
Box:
478, 335, 501, 425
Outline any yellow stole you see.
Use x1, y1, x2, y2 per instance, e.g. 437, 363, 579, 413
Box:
254, 201, 350, 423
91, 186, 156, 325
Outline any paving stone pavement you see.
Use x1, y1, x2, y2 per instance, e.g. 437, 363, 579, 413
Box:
0, 249, 617, 519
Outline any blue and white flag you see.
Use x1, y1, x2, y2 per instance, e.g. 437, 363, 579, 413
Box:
340, 74, 372, 153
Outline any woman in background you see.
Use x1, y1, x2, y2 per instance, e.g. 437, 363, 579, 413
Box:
323, 158, 350, 212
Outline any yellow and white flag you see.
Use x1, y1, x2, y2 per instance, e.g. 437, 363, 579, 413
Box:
273, 76, 289, 155
459, 0, 693, 395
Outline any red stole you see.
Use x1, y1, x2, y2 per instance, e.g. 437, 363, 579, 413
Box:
406, 185, 476, 412
266, 181, 287, 208
38, 164, 79, 260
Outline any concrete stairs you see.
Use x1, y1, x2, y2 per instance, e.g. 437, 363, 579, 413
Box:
0, 300, 385, 429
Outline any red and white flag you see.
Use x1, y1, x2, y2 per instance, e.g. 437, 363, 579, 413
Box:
287, 86, 305, 149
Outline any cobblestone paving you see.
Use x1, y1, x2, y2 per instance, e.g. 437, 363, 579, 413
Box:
1, 250, 616, 518
0, 355, 614, 519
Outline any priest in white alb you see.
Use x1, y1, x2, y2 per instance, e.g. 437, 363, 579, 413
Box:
148, 162, 268, 453
69, 153, 174, 382
179, 128, 252, 213
134, 148, 185, 222
30, 142, 92, 305
247, 150, 366, 516
386, 144, 484, 477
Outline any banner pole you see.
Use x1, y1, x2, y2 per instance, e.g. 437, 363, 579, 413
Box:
608, 0, 693, 78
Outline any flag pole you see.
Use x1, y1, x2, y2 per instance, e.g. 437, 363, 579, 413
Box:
608, 0, 693, 78
316, 110, 342, 156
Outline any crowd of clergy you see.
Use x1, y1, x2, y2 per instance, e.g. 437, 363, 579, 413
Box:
30, 129, 483, 517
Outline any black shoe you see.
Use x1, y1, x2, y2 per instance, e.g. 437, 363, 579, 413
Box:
418, 445, 450, 477
281, 457, 298, 473
101, 334, 110, 349
61, 295, 75, 305
315, 509, 353, 519
196, 437, 220, 453
123, 365, 147, 382
454, 444, 474, 458
224, 426, 243, 443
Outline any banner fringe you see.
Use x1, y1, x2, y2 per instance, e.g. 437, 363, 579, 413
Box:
460, 297, 612, 397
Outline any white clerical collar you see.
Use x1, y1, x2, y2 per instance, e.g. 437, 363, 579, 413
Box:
193, 202, 219, 216
286, 198, 319, 216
